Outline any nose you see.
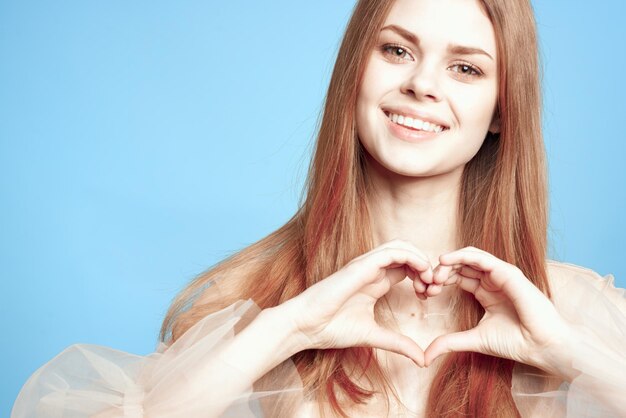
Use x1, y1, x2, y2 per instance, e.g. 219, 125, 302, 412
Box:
400, 62, 441, 102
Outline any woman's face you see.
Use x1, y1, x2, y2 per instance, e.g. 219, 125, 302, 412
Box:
356, 0, 499, 178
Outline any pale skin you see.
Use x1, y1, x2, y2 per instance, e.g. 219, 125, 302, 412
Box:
135, 1, 624, 417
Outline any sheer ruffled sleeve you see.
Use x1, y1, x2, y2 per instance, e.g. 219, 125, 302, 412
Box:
11, 299, 304, 417
511, 261, 626, 418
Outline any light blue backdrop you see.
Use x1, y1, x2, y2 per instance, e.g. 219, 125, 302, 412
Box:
2, 1, 624, 414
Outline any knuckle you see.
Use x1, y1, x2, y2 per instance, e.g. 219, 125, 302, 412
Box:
511, 265, 524, 277
380, 249, 395, 265
343, 260, 361, 275
390, 238, 411, 247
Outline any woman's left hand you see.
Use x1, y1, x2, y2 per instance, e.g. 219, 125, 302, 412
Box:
423, 246, 572, 375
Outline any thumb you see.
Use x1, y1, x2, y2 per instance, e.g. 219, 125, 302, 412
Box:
424, 329, 482, 367
366, 326, 425, 367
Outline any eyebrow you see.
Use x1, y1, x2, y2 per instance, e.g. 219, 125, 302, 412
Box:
380, 24, 494, 61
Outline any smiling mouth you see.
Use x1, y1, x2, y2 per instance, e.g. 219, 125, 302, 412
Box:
383, 110, 449, 133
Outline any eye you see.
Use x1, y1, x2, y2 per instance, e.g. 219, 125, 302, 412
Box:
448, 62, 483, 79
380, 43, 414, 62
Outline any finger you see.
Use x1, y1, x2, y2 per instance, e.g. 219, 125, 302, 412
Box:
439, 265, 463, 283
365, 248, 434, 290
367, 239, 430, 265
442, 270, 461, 286
369, 240, 434, 284
456, 275, 480, 294
403, 261, 433, 286
454, 274, 503, 307
418, 266, 434, 284
439, 249, 498, 273
424, 329, 482, 367
413, 278, 427, 294
432, 264, 453, 284
426, 283, 442, 297
366, 326, 425, 367
335, 247, 433, 302
366, 246, 432, 273
388, 239, 431, 261
405, 266, 428, 294
439, 250, 538, 308
443, 265, 485, 284
385, 265, 410, 284
435, 263, 482, 285
458, 265, 483, 279
439, 250, 520, 295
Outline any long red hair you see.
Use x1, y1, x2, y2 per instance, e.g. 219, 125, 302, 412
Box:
160, 0, 550, 416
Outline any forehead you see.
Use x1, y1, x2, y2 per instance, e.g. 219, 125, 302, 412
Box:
383, 0, 497, 59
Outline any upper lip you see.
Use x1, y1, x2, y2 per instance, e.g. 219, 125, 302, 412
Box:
382, 106, 450, 129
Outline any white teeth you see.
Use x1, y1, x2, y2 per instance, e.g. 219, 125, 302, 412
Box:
386, 111, 445, 133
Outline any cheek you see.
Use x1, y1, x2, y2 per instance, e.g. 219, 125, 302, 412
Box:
444, 85, 499, 164
454, 85, 498, 136
355, 92, 370, 146
356, 70, 381, 144
358, 59, 396, 108
356, 60, 398, 136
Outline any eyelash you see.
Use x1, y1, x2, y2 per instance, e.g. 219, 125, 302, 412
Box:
380, 43, 484, 78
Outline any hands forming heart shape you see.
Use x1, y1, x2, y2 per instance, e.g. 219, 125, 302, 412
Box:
289, 239, 572, 376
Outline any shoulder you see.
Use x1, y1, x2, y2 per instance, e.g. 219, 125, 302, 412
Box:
546, 260, 608, 291
545, 259, 626, 315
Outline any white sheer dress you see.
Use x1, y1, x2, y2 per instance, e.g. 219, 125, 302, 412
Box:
11, 261, 626, 417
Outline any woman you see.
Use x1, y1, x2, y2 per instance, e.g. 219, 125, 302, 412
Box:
12, 0, 625, 416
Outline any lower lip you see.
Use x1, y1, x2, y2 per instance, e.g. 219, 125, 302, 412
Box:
383, 111, 446, 142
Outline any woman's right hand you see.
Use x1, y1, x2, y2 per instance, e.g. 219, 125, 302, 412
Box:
281, 240, 434, 367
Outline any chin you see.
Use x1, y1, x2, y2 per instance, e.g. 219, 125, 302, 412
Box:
365, 151, 441, 178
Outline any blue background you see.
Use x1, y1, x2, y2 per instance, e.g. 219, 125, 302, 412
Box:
2, 1, 624, 414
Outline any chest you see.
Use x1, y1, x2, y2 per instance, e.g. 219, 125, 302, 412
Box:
294, 357, 442, 418
295, 318, 451, 417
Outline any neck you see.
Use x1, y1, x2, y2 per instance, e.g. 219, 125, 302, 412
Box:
364, 156, 464, 316
366, 159, 463, 262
